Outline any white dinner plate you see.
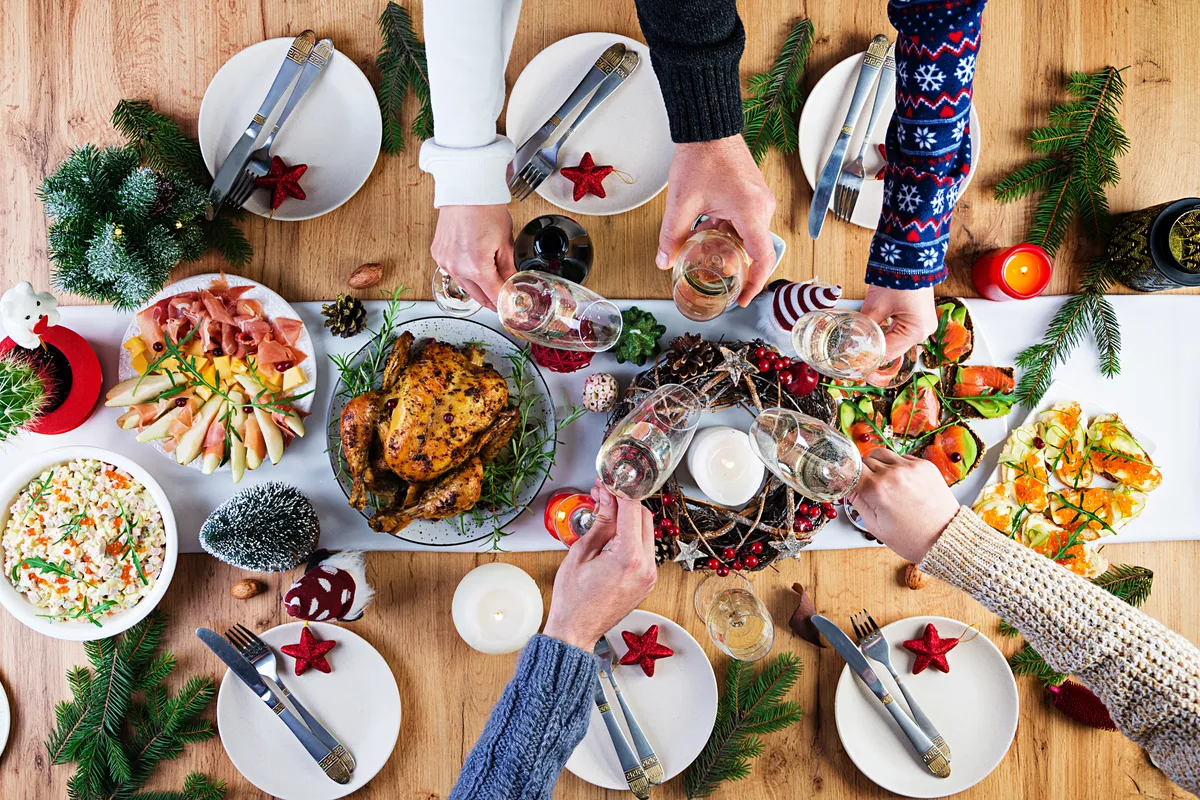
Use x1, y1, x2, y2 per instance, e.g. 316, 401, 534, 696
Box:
199, 38, 382, 221
0, 675, 10, 758
118, 273, 317, 472
799, 51, 982, 229
565, 609, 718, 789
506, 33, 675, 215
834, 615, 1018, 797
215, 622, 401, 800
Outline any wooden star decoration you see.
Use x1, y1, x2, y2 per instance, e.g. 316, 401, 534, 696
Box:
673, 537, 706, 570
713, 345, 758, 386
768, 532, 808, 561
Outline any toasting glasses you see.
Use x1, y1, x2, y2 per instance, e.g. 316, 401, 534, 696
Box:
596, 384, 702, 500
791, 308, 916, 387
497, 271, 623, 352
747, 408, 863, 503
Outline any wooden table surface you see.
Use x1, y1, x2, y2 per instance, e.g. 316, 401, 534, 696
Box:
2, 1, 1198, 798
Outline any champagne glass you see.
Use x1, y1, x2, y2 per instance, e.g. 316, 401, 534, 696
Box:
596, 384, 702, 500
497, 271, 622, 352
432, 266, 481, 318
747, 408, 863, 502
864, 343, 919, 389
696, 575, 774, 662
791, 308, 886, 380
671, 229, 750, 322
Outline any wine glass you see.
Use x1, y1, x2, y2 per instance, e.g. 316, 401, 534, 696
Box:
596, 384, 702, 501
497, 271, 622, 352
864, 343, 919, 389
696, 575, 774, 662
671, 229, 749, 322
790, 309, 886, 380
747, 407, 863, 502
432, 266, 481, 318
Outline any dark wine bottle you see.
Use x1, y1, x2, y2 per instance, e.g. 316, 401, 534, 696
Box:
514, 215, 593, 284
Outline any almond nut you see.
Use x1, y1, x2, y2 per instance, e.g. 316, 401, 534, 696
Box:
230, 578, 265, 600
348, 263, 384, 289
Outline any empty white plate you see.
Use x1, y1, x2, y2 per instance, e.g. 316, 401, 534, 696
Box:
199, 38, 382, 221
565, 609, 717, 790
799, 51, 982, 229
834, 615, 1018, 797
215, 622, 401, 800
506, 33, 675, 215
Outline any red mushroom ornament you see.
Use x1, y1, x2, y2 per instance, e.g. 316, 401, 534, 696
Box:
284, 550, 375, 622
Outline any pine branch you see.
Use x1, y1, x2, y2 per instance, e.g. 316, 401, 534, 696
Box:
742, 19, 814, 164
1091, 563, 1154, 607
993, 66, 1128, 257
998, 620, 1019, 637
1008, 645, 1067, 687
202, 212, 253, 268
376, 2, 434, 154
685, 653, 804, 799
111, 100, 204, 178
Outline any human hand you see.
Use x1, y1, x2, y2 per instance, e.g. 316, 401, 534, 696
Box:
430, 204, 516, 311
542, 483, 657, 650
847, 449, 960, 563
654, 136, 777, 306
860, 285, 938, 361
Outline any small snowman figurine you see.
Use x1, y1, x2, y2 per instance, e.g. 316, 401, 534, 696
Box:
0, 281, 101, 435
1, 282, 61, 349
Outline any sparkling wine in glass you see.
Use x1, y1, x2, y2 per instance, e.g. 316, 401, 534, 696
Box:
791, 309, 886, 380
671, 229, 750, 322
596, 384, 702, 500
700, 579, 774, 662
747, 407, 863, 502
497, 271, 622, 352
432, 266, 482, 318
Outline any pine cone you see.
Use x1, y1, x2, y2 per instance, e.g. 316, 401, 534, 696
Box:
655, 537, 677, 566
321, 294, 368, 338
149, 173, 174, 216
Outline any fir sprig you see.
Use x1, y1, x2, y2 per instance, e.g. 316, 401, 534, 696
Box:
45, 610, 223, 800
376, 2, 434, 155
684, 653, 804, 799
742, 19, 815, 164
994, 67, 1130, 255
112, 100, 205, 177
1005, 563, 1153, 687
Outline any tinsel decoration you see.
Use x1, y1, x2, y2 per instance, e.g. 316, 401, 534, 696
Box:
322, 294, 369, 338
200, 482, 320, 572
376, 1, 434, 155
0, 351, 50, 444
1048, 681, 1117, 731
742, 19, 815, 164
530, 343, 593, 373
612, 307, 666, 366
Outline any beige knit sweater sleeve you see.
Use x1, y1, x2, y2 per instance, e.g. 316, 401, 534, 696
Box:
919, 507, 1200, 794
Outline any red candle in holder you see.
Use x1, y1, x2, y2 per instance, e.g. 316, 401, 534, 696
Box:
972, 244, 1053, 301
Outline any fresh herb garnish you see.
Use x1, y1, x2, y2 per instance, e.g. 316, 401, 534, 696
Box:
115, 497, 149, 585
11, 556, 79, 585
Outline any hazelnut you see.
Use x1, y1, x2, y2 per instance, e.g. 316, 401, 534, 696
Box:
230, 578, 265, 600
903, 563, 927, 590
348, 263, 384, 289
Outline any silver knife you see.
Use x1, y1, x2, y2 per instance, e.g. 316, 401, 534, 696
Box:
808, 34, 890, 239
509, 43, 625, 178
596, 637, 663, 785
254, 38, 335, 157
196, 628, 351, 784
547, 50, 640, 153
206, 30, 316, 218
594, 676, 651, 799
811, 616, 950, 778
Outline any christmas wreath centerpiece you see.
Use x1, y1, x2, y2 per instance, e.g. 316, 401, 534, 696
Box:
608, 333, 837, 574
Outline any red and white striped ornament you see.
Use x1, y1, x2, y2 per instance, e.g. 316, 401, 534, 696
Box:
284, 550, 375, 622
756, 279, 843, 350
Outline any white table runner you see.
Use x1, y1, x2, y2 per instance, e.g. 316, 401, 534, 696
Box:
6, 295, 1197, 554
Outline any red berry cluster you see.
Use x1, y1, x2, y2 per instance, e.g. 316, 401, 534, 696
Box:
653, 492, 679, 540
751, 346, 819, 397
793, 501, 838, 533
704, 538, 766, 576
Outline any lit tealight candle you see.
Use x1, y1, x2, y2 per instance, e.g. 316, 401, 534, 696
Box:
686, 425, 765, 507
971, 243, 1054, 301
452, 563, 544, 655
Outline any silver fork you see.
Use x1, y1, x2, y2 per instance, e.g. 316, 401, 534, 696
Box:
225, 624, 356, 773
227, 38, 335, 210
832, 42, 896, 222
509, 49, 640, 201
850, 610, 950, 762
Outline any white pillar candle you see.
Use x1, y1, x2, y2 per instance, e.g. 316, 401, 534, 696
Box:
451, 563, 544, 655
686, 425, 765, 507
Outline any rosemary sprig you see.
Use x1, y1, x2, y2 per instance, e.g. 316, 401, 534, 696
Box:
328, 287, 413, 400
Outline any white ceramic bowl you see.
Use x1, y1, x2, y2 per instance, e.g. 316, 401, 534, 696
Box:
0, 446, 178, 641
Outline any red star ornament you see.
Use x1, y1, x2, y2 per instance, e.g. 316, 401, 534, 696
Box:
280, 625, 337, 676
619, 625, 674, 677
255, 156, 308, 210
559, 152, 614, 202
902, 623, 959, 674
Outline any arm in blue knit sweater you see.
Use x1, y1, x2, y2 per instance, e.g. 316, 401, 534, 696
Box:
449, 486, 658, 800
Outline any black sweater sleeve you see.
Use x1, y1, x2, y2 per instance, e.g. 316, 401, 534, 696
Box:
633, 0, 745, 143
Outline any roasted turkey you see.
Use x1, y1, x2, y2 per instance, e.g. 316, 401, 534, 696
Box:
340, 333, 518, 534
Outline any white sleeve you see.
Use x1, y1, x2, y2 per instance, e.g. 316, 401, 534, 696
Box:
418, 0, 521, 207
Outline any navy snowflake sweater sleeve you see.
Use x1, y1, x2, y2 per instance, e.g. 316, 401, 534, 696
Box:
866, 0, 987, 289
